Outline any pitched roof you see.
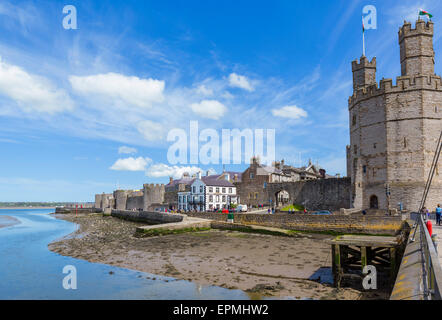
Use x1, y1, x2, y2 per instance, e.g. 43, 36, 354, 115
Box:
166, 177, 195, 187
201, 176, 234, 187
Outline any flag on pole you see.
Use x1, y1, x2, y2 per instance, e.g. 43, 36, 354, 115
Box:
362, 15, 366, 56
419, 9, 433, 19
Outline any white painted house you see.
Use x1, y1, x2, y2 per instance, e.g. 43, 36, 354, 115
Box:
180, 172, 238, 212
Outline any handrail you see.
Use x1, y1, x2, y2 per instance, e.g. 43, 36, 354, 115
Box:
417, 214, 442, 299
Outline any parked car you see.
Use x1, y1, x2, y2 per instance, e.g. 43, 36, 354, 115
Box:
237, 205, 248, 212
311, 210, 332, 215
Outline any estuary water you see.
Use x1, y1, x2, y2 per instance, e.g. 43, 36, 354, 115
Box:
0, 209, 250, 299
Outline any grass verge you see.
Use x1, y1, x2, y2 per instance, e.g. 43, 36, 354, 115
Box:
135, 227, 211, 237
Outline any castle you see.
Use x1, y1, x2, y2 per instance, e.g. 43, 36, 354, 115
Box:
347, 19, 442, 212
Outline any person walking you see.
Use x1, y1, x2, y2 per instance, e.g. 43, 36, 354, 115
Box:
422, 207, 428, 221
436, 204, 442, 226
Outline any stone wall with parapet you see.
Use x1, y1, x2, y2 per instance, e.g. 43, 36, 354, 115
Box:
185, 212, 403, 235
348, 74, 442, 106
111, 210, 183, 224
143, 184, 165, 211
265, 177, 351, 211
126, 195, 144, 211
55, 207, 102, 214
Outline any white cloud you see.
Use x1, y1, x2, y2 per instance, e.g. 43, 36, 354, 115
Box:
0, 58, 74, 114
146, 163, 203, 179
190, 100, 227, 120
271, 105, 308, 120
118, 146, 137, 154
136, 120, 165, 141
228, 73, 254, 92
195, 84, 213, 96
110, 157, 152, 171
69, 72, 165, 109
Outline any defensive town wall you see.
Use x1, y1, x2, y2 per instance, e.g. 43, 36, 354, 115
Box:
126, 195, 144, 211
143, 184, 165, 211
95, 185, 165, 211
264, 177, 351, 211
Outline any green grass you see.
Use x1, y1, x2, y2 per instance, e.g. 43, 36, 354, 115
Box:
281, 204, 305, 211
135, 227, 211, 237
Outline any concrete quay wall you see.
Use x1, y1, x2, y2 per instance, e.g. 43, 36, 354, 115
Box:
111, 210, 184, 225
185, 212, 404, 235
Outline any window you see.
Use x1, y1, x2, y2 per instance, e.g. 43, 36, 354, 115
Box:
404, 137, 407, 148
179, 196, 182, 203
363, 165, 367, 174
354, 145, 357, 155
209, 195, 213, 202
222, 195, 226, 202
192, 186, 196, 193
254, 192, 258, 199
209, 204, 213, 210
216, 187, 220, 193
250, 172, 254, 179
229, 188, 232, 193
216, 195, 220, 202
200, 196, 204, 202
373, 143, 377, 149
200, 186, 203, 193
222, 188, 226, 193
352, 115, 357, 126
209, 187, 213, 193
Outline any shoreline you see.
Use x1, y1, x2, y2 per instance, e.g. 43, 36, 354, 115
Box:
48, 214, 389, 300
0, 207, 56, 210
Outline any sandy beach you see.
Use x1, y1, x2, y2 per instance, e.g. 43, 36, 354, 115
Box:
48, 214, 389, 300
0, 215, 20, 229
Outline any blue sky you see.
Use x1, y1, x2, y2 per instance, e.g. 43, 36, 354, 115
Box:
0, 0, 441, 201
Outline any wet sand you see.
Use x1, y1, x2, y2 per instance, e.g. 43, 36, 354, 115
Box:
49, 214, 388, 300
0, 215, 20, 229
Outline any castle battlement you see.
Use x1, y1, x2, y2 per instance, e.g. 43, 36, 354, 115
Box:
349, 74, 442, 105
351, 56, 376, 71
399, 19, 433, 43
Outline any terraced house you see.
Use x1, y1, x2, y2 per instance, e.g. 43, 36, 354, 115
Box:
177, 172, 239, 212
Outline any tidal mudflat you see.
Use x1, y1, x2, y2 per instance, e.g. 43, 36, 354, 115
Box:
49, 214, 389, 299
0, 215, 20, 228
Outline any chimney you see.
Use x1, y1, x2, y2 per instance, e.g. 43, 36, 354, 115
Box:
197, 171, 202, 179
206, 170, 210, 176
225, 173, 230, 181
234, 174, 238, 182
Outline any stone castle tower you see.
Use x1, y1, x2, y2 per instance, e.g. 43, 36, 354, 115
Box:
348, 19, 442, 212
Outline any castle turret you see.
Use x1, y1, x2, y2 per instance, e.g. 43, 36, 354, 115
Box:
351, 56, 376, 90
399, 19, 435, 76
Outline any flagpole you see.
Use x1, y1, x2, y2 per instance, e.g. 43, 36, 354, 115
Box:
362, 15, 366, 57
363, 29, 366, 56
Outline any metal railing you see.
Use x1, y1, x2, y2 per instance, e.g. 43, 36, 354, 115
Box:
416, 214, 442, 299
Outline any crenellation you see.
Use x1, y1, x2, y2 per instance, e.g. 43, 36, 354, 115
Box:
398, 20, 433, 43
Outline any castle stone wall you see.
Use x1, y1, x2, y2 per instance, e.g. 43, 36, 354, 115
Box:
126, 195, 144, 211
143, 184, 165, 211
264, 178, 351, 211
348, 20, 442, 212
